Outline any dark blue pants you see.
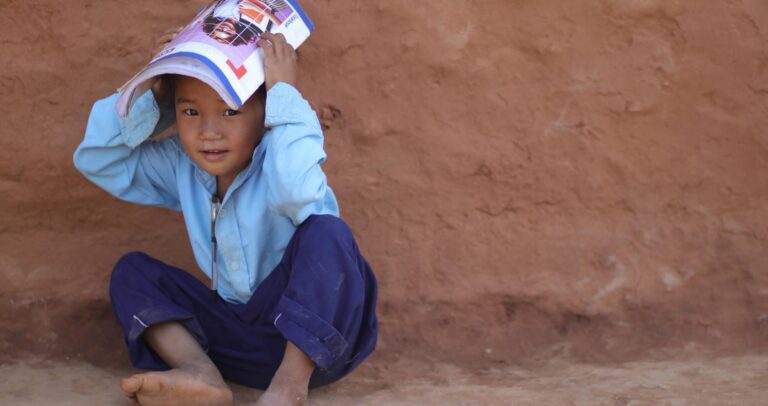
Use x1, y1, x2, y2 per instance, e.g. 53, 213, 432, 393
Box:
109, 215, 378, 389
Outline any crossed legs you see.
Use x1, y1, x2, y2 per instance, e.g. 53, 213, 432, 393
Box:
110, 216, 378, 405
121, 321, 314, 406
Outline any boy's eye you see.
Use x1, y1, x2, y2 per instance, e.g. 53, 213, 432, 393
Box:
224, 109, 240, 116
182, 108, 198, 116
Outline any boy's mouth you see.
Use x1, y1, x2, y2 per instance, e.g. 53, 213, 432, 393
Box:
201, 149, 229, 162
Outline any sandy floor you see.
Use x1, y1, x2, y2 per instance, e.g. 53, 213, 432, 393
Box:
2, 353, 767, 406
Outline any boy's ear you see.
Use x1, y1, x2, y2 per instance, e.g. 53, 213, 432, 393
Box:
152, 74, 176, 105
151, 80, 178, 141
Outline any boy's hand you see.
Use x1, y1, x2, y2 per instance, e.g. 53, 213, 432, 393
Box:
259, 33, 297, 91
151, 26, 183, 59
150, 27, 182, 100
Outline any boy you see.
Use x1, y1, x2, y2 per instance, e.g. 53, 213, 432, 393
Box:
73, 32, 378, 406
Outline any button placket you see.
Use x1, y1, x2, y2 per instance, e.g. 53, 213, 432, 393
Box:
217, 201, 250, 300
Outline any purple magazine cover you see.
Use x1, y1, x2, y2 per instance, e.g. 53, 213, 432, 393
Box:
118, 0, 312, 115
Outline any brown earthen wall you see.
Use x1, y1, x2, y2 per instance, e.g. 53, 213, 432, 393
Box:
1, 0, 767, 365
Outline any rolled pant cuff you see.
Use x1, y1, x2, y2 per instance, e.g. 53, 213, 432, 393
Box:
127, 306, 209, 367
273, 296, 348, 370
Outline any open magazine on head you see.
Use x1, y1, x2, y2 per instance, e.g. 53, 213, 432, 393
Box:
116, 0, 313, 118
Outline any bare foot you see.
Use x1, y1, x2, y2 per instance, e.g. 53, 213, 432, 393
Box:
254, 375, 308, 406
120, 361, 233, 406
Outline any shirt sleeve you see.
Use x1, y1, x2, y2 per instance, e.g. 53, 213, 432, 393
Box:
73, 90, 182, 210
262, 82, 329, 225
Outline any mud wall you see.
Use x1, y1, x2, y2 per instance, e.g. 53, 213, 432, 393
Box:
1, 0, 768, 365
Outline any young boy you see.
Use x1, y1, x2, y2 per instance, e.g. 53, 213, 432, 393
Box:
73, 32, 378, 406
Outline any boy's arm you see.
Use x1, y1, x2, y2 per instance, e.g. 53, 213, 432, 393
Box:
73, 89, 182, 210
262, 82, 329, 225
260, 33, 331, 225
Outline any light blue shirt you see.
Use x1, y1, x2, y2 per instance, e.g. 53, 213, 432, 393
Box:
73, 83, 339, 304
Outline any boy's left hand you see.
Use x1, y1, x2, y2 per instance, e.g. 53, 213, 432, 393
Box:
259, 33, 298, 91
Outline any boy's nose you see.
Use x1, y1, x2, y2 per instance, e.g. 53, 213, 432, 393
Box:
200, 118, 224, 139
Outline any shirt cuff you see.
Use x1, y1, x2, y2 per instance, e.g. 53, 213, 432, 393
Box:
119, 89, 161, 149
265, 82, 319, 129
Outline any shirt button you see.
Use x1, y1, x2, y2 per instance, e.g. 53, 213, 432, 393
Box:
230, 262, 240, 270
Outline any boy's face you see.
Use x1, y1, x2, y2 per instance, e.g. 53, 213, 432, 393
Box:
174, 76, 265, 191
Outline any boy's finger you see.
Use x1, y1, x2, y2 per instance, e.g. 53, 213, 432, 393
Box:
284, 44, 296, 60
260, 33, 294, 61
269, 33, 291, 58
259, 33, 275, 46
283, 42, 297, 60
275, 33, 290, 56
165, 26, 182, 38
271, 33, 286, 44
157, 27, 182, 43
258, 36, 274, 49
258, 37, 276, 59
152, 27, 182, 56
259, 37, 274, 49
262, 32, 287, 46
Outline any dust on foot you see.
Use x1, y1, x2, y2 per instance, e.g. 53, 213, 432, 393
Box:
120, 365, 233, 406
254, 375, 308, 406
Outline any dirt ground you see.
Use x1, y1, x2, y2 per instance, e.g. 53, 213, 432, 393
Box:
3, 351, 768, 405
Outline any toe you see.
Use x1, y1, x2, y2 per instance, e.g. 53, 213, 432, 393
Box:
121, 375, 143, 395
121, 376, 143, 406
137, 373, 165, 396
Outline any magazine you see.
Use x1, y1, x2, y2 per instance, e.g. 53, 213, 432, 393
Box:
116, 0, 313, 118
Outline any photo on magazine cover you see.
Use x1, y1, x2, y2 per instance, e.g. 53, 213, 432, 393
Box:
203, 0, 294, 46
163, 0, 297, 70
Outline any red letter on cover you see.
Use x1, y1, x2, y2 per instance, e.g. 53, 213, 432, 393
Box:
227, 60, 247, 79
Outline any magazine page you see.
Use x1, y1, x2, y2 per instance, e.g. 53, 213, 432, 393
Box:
116, 0, 313, 117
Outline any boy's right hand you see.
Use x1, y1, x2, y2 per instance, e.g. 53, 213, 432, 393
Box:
150, 27, 182, 101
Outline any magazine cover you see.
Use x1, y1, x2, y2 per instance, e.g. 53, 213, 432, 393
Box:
116, 0, 313, 117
